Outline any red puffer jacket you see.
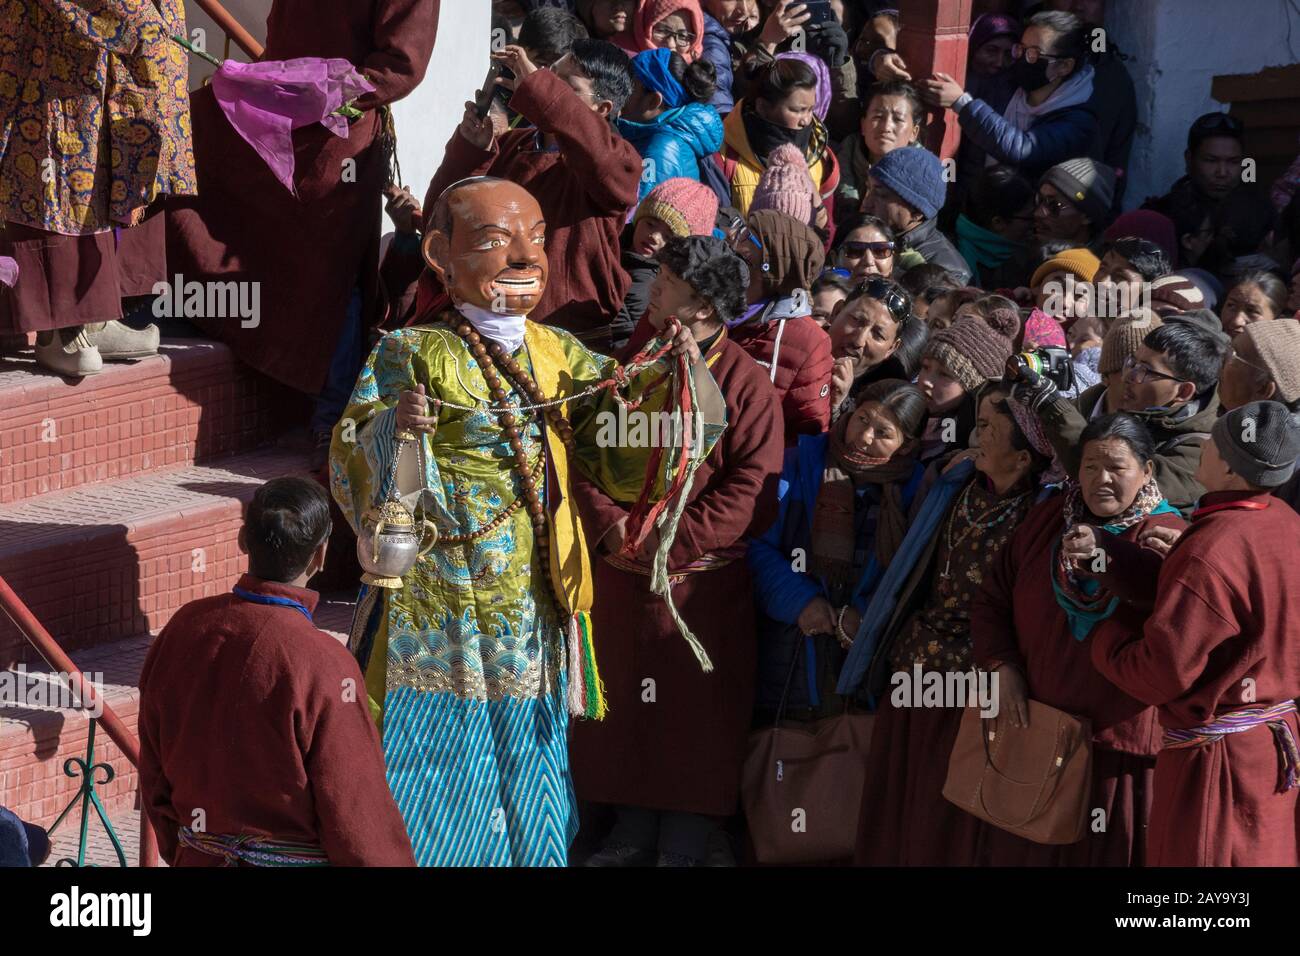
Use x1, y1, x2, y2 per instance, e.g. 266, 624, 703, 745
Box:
730, 312, 832, 446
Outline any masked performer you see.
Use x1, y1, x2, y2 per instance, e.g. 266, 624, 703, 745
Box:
331, 176, 694, 866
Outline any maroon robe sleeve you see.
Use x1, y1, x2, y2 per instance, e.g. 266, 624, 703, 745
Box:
572, 468, 630, 555
420, 126, 513, 230
136, 630, 181, 865
669, 362, 784, 566
972, 503, 1030, 675
1089, 513, 1186, 608
299, 649, 416, 866
1090, 547, 1240, 709
355, 0, 440, 109
507, 70, 642, 216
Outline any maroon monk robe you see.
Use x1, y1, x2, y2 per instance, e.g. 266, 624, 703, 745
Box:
165, 0, 439, 394
971, 496, 1186, 866
1091, 491, 1300, 866
416, 69, 642, 348
138, 575, 414, 866
568, 334, 784, 817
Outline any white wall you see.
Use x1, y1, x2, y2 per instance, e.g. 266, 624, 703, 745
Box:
391, 4, 490, 199
1108, 0, 1300, 209
181, 1, 488, 199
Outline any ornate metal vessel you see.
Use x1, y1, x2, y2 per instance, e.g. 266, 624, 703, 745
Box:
356, 431, 437, 588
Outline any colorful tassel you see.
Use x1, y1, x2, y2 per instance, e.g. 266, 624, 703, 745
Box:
566, 611, 607, 720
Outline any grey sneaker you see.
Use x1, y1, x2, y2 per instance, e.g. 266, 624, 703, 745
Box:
34, 330, 102, 378
83, 320, 160, 360
583, 842, 655, 867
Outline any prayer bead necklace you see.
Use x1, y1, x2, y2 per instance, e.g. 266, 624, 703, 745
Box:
940, 481, 1030, 580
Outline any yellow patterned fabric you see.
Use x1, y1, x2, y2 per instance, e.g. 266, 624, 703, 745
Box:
522, 321, 595, 617
0, 0, 196, 235
329, 315, 614, 717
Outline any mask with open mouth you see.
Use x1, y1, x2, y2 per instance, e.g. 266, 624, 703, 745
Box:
423, 177, 550, 324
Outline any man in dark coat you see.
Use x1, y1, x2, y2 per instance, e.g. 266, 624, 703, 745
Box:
1017, 316, 1228, 512
167, 1, 439, 415
418, 38, 642, 351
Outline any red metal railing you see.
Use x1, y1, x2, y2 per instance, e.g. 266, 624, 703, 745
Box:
193, 0, 265, 60
0, 576, 157, 867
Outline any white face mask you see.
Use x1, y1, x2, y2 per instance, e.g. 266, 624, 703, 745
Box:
455, 302, 527, 354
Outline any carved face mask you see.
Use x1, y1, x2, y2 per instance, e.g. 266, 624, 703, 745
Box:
423, 179, 548, 316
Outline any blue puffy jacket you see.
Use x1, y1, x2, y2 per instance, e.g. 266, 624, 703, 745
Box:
617, 101, 724, 204
749, 433, 924, 712
956, 83, 1099, 181
701, 12, 736, 114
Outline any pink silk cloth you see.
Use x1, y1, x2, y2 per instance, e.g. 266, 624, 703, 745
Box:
211, 58, 376, 195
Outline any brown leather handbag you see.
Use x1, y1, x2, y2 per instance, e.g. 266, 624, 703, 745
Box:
742, 643, 875, 864
942, 701, 1092, 845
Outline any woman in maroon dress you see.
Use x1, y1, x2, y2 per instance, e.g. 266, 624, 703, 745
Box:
853, 388, 1053, 866
972, 413, 1187, 865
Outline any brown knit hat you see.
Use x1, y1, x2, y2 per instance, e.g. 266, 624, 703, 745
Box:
925, 313, 1017, 394
1099, 310, 1163, 375
746, 209, 826, 296
1150, 274, 1206, 316
1243, 319, 1300, 404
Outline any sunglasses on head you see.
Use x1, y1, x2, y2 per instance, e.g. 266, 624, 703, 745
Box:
843, 240, 896, 256
854, 276, 912, 323
1192, 112, 1244, 135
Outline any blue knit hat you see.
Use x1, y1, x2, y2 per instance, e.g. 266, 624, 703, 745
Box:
868, 147, 946, 221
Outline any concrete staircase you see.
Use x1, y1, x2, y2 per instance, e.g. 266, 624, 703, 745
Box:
0, 340, 349, 830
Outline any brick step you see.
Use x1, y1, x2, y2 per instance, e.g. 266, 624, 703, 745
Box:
0, 448, 316, 665
0, 598, 356, 831
0, 339, 283, 505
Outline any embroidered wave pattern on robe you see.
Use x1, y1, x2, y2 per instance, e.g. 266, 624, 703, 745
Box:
330, 320, 613, 865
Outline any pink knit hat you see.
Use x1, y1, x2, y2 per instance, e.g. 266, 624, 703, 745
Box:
750, 143, 817, 226
1103, 210, 1178, 264
634, 177, 719, 237
636, 0, 705, 63
1021, 308, 1067, 349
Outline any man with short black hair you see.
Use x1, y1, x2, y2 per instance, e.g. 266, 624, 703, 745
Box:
1143, 111, 1247, 225
420, 38, 642, 350
1016, 316, 1227, 510
139, 477, 414, 867
1093, 236, 1171, 318
518, 5, 590, 67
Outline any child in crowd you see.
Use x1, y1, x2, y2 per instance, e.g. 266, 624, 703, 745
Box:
616, 177, 720, 351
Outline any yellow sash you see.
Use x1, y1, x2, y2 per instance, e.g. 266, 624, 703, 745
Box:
524, 322, 595, 615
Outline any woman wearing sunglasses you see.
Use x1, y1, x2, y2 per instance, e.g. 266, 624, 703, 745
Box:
833, 214, 897, 282
916, 10, 1097, 181
827, 277, 926, 420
